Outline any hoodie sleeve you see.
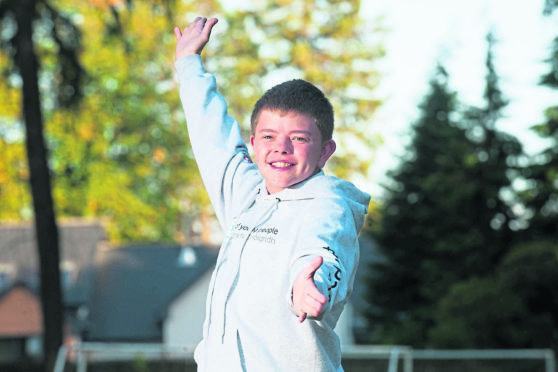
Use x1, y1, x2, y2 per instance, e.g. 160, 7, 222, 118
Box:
175, 55, 261, 230
288, 194, 368, 320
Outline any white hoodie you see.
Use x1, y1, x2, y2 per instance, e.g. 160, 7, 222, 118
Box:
176, 54, 370, 372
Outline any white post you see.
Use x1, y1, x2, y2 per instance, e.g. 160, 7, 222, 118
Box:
545, 349, 555, 372
53, 345, 68, 372
388, 346, 399, 372
77, 347, 87, 372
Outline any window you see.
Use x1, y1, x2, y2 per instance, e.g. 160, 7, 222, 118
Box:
0, 264, 16, 292
60, 261, 78, 288
177, 246, 197, 267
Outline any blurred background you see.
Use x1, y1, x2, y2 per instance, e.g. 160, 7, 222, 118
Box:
1, 0, 557, 371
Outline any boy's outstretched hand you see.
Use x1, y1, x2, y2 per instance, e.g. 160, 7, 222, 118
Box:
174, 17, 218, 60
292, 256, 328, 323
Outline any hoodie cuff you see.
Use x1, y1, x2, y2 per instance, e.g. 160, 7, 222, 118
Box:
174, 54, 204, 81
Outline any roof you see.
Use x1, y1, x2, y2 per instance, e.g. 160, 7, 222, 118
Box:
0, 219, 105, 275
85, 243, 217, 342
0, 219, 106, 304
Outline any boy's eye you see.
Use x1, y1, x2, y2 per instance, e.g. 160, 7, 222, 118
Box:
293, 136, 308, 142
263, 135, 273, 140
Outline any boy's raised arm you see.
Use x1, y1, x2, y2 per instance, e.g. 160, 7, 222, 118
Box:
174, 17, 218, 60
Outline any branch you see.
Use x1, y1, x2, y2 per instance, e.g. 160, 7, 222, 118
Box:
42, 0, 85, 108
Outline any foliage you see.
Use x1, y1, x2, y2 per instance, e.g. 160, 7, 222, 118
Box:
365, 64, 473, 345
0, 0, 384, 243
364, 35, 523, 347
206, 0, 385, 180
43, 0, 208, 243
0, 0, 80, 369
0, 0, 213, 242
426, 4, 558, 352
519, 33, 558, 242
429, 240, 558, 349
457, 32, 523, 266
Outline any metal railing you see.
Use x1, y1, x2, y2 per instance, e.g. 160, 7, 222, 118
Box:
412, 349, 555, 372
54, 342, 555, 372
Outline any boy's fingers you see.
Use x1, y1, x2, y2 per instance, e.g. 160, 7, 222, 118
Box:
298, 313, 307, 323
202, 18, 218, 39
306, 294, 325, 313
308, 285, 327, 304
193, 17, 206, 31
173, 27, 181, 40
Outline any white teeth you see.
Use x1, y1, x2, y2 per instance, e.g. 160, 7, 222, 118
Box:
271, 162, 292, 168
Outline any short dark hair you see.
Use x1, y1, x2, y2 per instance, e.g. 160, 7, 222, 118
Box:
250, 79, 334, 141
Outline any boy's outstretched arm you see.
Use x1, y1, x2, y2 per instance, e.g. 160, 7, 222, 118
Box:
174, 17, 218, 60
292, 256, 328, 323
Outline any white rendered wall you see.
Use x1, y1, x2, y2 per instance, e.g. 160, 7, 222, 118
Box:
163, 268, 213, 347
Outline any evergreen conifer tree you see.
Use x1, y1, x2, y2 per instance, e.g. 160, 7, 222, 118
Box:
365, 35, 522, 346
520, 25, 558, 242
365, 64, 475, 345
459, 33, 523, 267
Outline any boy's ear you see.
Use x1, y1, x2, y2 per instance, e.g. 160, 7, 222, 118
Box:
318, 139, 336, 168
250, 135, 255, 148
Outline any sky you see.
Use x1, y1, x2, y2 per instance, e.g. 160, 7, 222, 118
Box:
360, 0, 558, 197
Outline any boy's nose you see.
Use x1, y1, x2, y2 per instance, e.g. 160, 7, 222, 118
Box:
274, 137, 293, 154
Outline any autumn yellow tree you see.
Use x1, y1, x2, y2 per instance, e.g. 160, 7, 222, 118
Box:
42, 0, 209, 243
0, 53, 30, 220
0, 0, 383, 244
209, 0, 385, 180
1, 0, 221, 242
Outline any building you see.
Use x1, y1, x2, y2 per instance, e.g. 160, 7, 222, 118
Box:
0, 219, 105, 361
85, 243, 217, 346
0, 219, 365, 363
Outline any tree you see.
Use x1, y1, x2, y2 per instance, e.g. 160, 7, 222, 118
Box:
42, 0, 217, 243
1, 0, 384, 243
429, 240, 558, 349
364, 34, 522, 347
1, 1, 385, 363
207, 0, 384, 180
519, 3, 558, 242
428, 7, 558, 351
365, 64, 474, 345
458, 32, 523, 265
0, 0, 83, 369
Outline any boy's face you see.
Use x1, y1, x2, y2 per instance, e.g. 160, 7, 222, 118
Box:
250, 109, 336, 194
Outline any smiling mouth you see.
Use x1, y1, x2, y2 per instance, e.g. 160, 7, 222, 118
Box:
270, 162, 294, 168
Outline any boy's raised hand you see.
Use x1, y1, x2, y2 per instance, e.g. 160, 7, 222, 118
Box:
292, 256, 328, 323
174, 17, 218, 60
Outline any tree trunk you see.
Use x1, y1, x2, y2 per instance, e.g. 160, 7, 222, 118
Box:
13, 0, 63, 371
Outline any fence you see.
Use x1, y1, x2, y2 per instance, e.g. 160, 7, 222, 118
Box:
412, 349, 556, 372
54, 343, 556, 372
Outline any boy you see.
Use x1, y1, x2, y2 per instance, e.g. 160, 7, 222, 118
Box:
174, 17, 370, 371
